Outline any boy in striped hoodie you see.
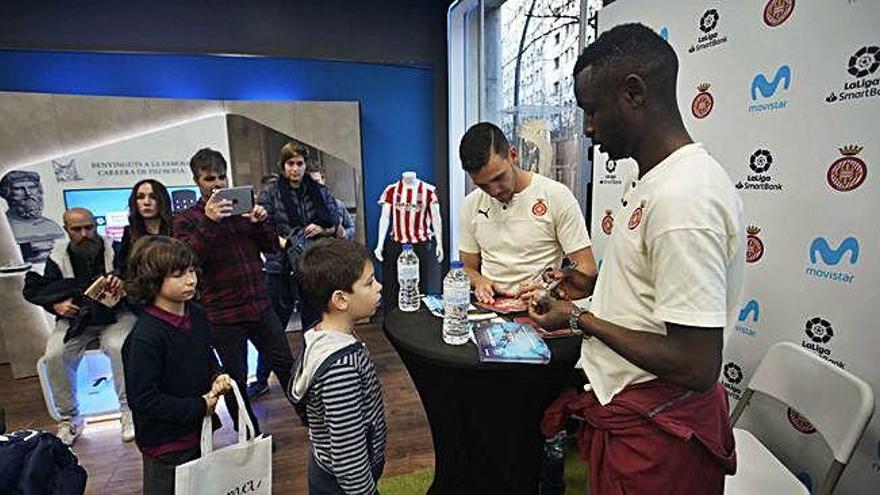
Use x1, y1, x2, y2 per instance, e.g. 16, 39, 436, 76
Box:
288, 238, 386, 495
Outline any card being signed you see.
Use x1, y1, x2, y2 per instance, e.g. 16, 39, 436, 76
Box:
475, 296, 529, 315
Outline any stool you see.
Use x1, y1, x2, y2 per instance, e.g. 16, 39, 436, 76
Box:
37, 345, 121, 422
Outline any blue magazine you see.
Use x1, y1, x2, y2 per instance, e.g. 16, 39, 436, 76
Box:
472, 320, 551, 365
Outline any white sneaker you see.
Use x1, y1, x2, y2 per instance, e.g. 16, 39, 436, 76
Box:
120, 409, 135, 442
57, 417, 84, 446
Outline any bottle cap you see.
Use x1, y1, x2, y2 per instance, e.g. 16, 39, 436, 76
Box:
450, 260, 464, 269
402, 244, 413, 250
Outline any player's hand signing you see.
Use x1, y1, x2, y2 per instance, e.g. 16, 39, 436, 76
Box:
528, 293, 574, 330
472, 275, 513, 304
516, 279, 546, 302
542, 268, 591, 300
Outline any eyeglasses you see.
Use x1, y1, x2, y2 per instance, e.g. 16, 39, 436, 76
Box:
68, 225, 95, 232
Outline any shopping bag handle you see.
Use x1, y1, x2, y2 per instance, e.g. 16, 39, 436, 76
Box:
200, 380, 257, 455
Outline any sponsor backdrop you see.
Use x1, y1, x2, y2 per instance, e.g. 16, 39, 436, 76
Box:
593, 1, 878, 493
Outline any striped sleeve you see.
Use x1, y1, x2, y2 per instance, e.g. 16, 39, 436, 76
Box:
321, 361, 375, 494
378, 184, 396, 205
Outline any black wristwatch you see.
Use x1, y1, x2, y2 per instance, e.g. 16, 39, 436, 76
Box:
569, 305, 590, 339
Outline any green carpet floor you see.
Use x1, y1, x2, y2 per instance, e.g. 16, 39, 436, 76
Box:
378, 444, 588, 494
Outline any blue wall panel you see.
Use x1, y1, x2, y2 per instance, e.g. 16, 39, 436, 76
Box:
0, 50, 435, 252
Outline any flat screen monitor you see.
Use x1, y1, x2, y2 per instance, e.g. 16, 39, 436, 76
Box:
63, 185, 200, 241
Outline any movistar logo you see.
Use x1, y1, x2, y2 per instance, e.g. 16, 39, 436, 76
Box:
752, 65, 792, 100
738, 299, 760, 323
809, 236, 859, 266
659, 26, 669, 41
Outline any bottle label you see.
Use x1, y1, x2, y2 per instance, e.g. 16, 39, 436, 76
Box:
444, 291, 469, 306
398, 265, 419, 280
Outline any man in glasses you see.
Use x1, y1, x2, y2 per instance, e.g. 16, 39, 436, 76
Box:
24, 207, 136, 446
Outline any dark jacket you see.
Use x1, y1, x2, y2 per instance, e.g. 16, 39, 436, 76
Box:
257, 176, 338, 275
0, 429, 87, 495
173, 200, 277, 324
22, 238, 119, 341
122, 303, 220, 449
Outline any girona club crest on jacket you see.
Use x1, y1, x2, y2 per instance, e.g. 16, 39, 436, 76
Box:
601, 209, 614, 235
628, 200, 646, 230
531, 198, 548, 216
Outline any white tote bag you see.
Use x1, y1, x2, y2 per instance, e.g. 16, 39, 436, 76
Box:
175, 381, 272, 494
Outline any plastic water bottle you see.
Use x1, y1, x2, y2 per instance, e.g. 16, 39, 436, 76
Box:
443, 261, 471, 345
397, 244, 420, 312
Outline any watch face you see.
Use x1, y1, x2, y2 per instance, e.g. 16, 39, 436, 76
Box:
570, 307, 589, 338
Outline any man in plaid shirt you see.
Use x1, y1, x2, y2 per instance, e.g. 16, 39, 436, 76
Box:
174, 148, 295, 436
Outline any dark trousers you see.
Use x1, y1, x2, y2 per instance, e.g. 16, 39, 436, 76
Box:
381, 239, 436, 316
255, 273, 295, 384
212, 310, 294, 435
142, 447, 200, 495
308, 451, 383, 495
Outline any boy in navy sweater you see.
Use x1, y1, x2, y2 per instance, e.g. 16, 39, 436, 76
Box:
122, 235, 232, 495
288, 238, 387, 495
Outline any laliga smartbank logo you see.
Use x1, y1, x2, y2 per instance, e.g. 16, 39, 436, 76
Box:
736, 149, 784, 192
826, 45, 880, 104
801, 316, 846, 369
805, 235, 859, 284
735, 299, 760, 337
688, 9, 728, 54
599, 159, 622, 186
749, 65, 791, 113
722, 361, 745, 400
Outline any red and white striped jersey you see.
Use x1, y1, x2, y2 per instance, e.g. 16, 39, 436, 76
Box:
378, 179, 438, 244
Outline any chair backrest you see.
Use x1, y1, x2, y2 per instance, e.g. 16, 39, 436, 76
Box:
745, 342, 874, 464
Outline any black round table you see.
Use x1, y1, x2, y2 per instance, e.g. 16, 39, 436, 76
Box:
384, 307, 582, 495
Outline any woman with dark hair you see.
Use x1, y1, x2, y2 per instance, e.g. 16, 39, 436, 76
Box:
114, 179, 173, 274
250, 142, 338, 398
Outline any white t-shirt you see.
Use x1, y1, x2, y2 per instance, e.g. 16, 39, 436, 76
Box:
579, 143, 745, 405
459, 172, 592, 293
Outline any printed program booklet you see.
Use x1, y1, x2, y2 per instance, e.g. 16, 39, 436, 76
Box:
472, 320, 551, 364
83, 275, 124, 308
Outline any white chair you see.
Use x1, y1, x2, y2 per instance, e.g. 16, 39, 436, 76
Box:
725, 342, 874, 495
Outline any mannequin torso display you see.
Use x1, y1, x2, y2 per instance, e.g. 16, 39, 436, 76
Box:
374, 171, 443, 262
375, 171, 443, 315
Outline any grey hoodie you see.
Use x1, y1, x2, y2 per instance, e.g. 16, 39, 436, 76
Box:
290, 328, 359, 403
